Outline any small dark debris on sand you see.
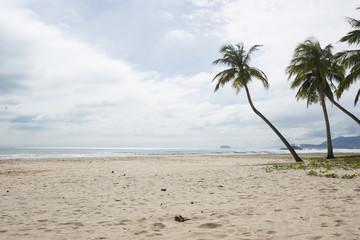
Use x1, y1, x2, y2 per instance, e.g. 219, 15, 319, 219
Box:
174, 215, 189, 222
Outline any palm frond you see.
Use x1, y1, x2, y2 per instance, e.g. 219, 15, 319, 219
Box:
337, 56, 360, 98
346, 17, 360, 28
287, 39, 336, 105
212, 68, 237, 92
337, 49, 360, 69
212, 43, 267, 94
340, 15, 360, 45
294, 76, 319, 107
232, 77, 242, 94
340, 29, 360, 45
244, 44, 262, 64
248, 67, 269, 88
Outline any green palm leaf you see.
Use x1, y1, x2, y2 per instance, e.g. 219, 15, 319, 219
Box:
212, 43, 268, 93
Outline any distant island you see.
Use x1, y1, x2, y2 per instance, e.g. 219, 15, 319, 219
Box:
301, 135, 360, 149
220, 145, 231, 149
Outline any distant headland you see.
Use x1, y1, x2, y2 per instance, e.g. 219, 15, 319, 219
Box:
300, 135, 360, 149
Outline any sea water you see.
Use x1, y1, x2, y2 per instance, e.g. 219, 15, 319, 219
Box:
0, 147, 257, 159
0, 147, 359, 159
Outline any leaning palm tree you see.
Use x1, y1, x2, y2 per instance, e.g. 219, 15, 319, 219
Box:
286, 39, 335, 159
337, 13, 360, 105
326, 59, 360, 125
212, 43, 303, 162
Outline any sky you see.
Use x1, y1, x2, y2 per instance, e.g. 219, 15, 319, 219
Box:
0, 0, 359, 149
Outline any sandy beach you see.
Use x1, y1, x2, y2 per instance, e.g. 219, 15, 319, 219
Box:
1, 154, 360, 240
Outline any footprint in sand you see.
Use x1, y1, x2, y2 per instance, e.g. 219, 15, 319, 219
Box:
134, 230, 148, 235
334, 219, 344, 226
152, 223, 166, 230
198, 223, 222, 229
114, 219, 132, 226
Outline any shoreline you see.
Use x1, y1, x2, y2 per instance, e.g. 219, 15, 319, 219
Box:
1, 151, 359, 162
1, 154, 359, 239
1, 146, 360, 160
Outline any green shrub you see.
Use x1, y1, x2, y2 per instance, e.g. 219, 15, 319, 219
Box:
341, 174, 357, 179
324, 173, 338, 178
307, 170, 318, 176
265, 155, 360, 179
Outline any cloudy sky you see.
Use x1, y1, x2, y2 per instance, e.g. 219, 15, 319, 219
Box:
0, 0, 359, 149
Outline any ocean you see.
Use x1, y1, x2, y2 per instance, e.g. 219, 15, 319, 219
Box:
0, 147, 359, 159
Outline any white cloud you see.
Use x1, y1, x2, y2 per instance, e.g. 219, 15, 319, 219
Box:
0, 2, 247, 148
187, 0, 220, 8
0, 0, 359, 149
164, 29, 196, 43
162, 11, 174, 21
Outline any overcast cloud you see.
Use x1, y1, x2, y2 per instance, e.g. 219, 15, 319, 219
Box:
0, 0, 359, 149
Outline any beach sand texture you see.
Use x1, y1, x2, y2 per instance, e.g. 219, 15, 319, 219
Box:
1, 155, 360, 240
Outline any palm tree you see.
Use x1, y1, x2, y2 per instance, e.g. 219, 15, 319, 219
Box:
327, 52, 360, 125
337, 13, 360, 105
212, 43, 303, 162
286, 39, 335, 159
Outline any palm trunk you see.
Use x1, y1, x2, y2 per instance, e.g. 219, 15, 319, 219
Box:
244, 85, 303, 162
326, 95, 360, 125
319, 94, 335, 159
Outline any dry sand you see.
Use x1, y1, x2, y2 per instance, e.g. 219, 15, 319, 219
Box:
1, 154, 360, 240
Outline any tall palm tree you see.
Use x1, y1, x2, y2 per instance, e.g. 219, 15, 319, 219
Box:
212, 43, 303, 162
337, 13, 360, 105
286, 39, 335, 159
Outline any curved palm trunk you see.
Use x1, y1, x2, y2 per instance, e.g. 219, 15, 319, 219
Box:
319, 94, 335, 159
244, 85, 303, 162
326, 95, 360, 125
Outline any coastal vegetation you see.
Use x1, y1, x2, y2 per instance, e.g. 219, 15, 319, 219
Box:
212, 8, 360, 159
265, 155, 360, 179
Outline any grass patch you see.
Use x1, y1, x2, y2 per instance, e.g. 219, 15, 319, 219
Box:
265, 155, 360, 179
341, 174, 357, 179
307, 170, 318, 176
324, 173, 338, 178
